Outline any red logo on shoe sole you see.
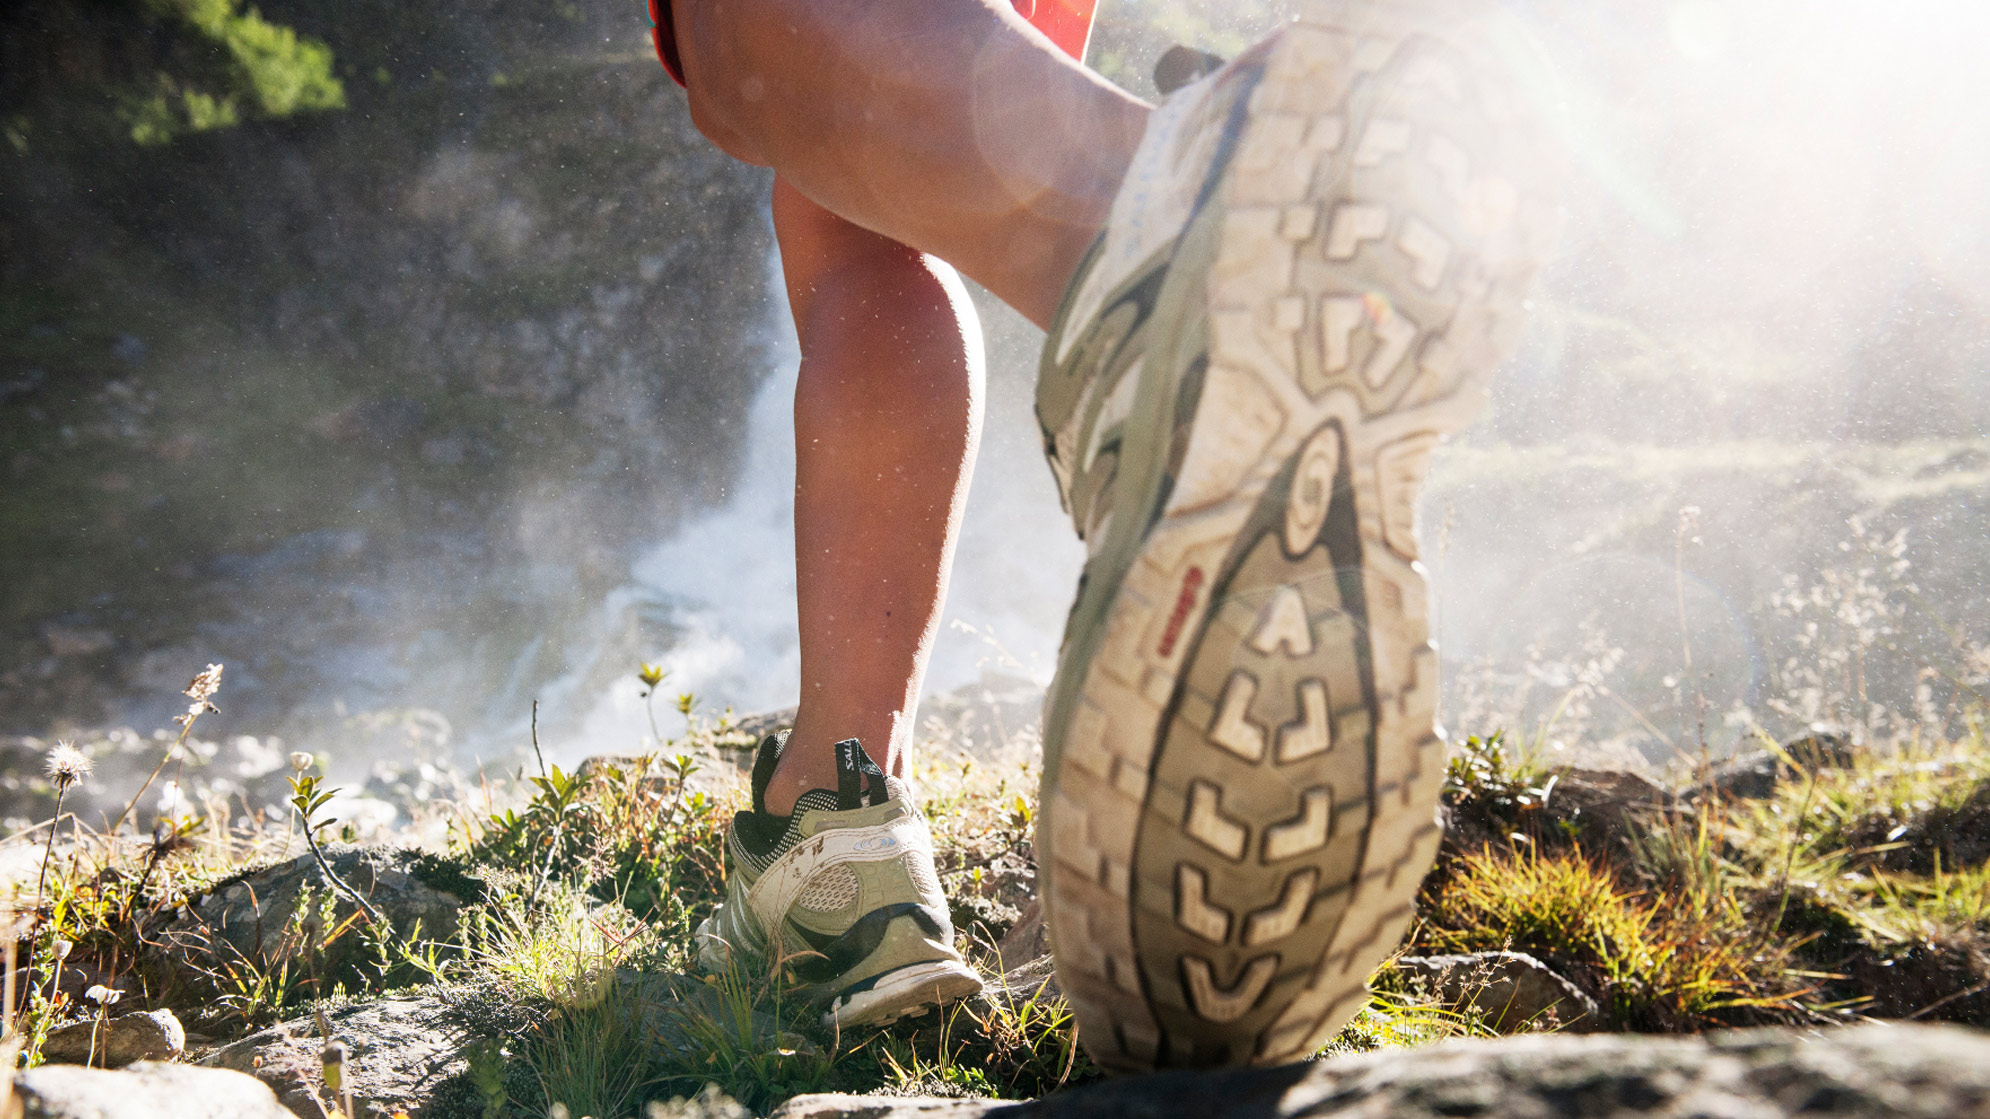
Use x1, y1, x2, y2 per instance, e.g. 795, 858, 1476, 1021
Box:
1157, 566, 1205, 658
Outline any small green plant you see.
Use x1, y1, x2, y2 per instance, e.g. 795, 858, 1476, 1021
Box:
656, 957, 839, 1111
1317, 985, 1495, 1058
639, 663, 670, 749
462, 1038, 510, 1119
1445, 732, 1555, 810
287, 770, 385, 924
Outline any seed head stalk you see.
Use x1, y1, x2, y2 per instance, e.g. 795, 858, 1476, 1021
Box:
107, 664, 223, 842
36, 743, 92, 904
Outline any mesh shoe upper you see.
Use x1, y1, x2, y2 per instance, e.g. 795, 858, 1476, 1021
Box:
698, 734, 966, 1000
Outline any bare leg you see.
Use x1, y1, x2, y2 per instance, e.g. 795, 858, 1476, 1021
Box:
674, 0, 1149, 328
768, 177, 984, 815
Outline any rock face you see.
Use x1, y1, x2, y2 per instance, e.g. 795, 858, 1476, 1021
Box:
1390, 952, 1600, 1033
1690, 735, 1858, 801
0, 0, 777, 745
201, 971, 787, 1118
202, 995, 469, 1119
152, 846, 487, 997
39, 1008, 185, 1067
770, 1024, 1990, 1119
13, 1061, 294, 1119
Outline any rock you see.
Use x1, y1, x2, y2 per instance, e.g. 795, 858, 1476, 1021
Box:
1538, 767, 1674, 851
13, 1061, 294, 1119
1442, 765, 1671, 856
202, 995, 469, 1119
769, 1096, 995, 1119
993, 897, 1047, 970
772, 1023, 1990, 1118
1389, 952, 1600, 1033
39, 1009, 184, 1067
201, 972, 784, 1119
152, 846, 488, 997
983, 954, 1059, 1007
1691, 733, 1858, 801
733, 708, 798, 744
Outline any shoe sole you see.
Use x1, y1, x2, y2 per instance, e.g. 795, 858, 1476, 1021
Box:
1038, 0, 1559, 1070
699, 911, 985, 1030
821, 959, 986, 1029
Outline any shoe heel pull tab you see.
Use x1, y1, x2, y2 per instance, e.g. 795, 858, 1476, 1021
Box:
750, 731, 789, 816
833, 738, 889, 810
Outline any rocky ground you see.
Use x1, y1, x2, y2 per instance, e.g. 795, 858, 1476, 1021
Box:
0, 686, 1981, 1118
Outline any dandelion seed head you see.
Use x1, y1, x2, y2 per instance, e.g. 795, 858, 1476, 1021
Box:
44, 742, 92, 790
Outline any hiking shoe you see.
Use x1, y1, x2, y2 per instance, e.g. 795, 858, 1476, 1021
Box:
1034, 0, 1560, 1070
695, 734, 983, 1028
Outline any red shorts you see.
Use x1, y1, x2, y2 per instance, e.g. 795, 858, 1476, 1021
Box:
647, 0, 1098, 87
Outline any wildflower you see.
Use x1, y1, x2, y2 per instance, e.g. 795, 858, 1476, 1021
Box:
637, 662, 667, 689
183, 663, 223, 704
175, 663, 224, 726
157, 781, 190, 819
51, 939, 72, 962
83, 984, 120, 1008
38, 743, 91, 901
44, 742, 92, 790
290, 751, 315, 773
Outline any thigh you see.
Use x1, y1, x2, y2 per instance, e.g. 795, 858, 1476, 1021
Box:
677, 0, 1144, 328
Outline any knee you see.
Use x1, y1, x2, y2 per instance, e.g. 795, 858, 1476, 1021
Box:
673, 0, 851, 166
684, 90, 766, 166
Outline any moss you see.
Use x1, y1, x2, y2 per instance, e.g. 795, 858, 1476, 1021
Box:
408, 851, 497, 906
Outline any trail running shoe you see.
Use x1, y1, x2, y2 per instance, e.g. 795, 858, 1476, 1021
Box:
1034, 0, 1560, 1070
695, 734, 983, 1028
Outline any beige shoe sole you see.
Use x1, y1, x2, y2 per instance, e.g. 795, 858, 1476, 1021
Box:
1036, 0, 1560, 1070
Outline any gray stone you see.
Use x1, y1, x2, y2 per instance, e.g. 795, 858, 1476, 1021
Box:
771, 1024, 1990, 1119
992, 898, 1047, 972
199, 972, 784, 1119
152, 846, 487, 996
1390, 951, 1601, 1033
202, 995, 467, 1119
983, 955, 1060, 1008
1691, 733, 1859, 801
769, 1096, 997, 1119
40, 1009, 184, 1067
13, 1061, 294, 1119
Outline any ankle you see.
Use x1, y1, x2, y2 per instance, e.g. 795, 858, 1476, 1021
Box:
759, 764, 829, 817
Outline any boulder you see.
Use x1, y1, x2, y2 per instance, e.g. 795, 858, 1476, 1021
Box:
13, 1061, 294, 1119
983, 955, 1060, 1007
202, 995, 467, 1119
1389, 952, 1600, 1033
200, 972, 785, 1119
770, 1023, 1990, 1119
152, 846, 488, 996
1690, 733, 1859, 801
39, 1009, 184, 1067
1443, 766, 1671, 856
770, 1097, 992, 1119
993, 898, 1047, 970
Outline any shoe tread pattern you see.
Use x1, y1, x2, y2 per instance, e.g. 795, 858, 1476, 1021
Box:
1042, 0, 1558, 1071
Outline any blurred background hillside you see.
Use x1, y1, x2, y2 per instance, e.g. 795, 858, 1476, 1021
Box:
2, 0, 1985, 806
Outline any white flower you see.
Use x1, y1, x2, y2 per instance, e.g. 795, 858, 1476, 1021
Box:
44, 742, 93, 790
